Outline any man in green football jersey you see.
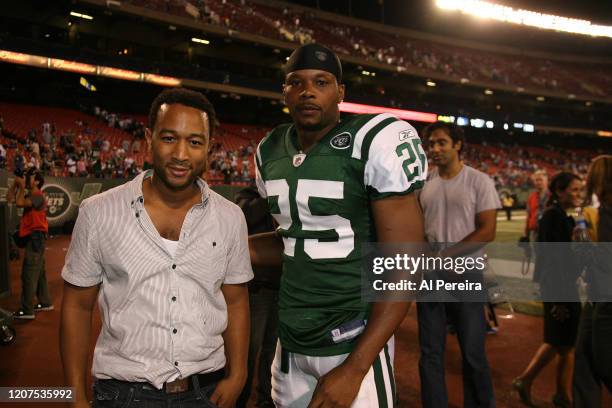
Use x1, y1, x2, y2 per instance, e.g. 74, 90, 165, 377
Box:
249, 43, 427, 408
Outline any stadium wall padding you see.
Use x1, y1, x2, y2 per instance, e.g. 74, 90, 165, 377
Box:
0, 170, 247, 232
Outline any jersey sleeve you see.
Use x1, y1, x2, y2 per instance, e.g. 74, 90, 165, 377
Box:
364, 119, 428, 200
254, 142, 267, 199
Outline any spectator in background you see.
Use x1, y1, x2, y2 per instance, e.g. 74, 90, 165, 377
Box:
418, 121, 499, 408
30, 139, 40, 157
92, 158, 103, 178
66, 155, 77, 177
0, 143, 6, 168
573, 155, 612, 408
525, 170, 550, 242
77, 156, 88, 177
14, 149, 25, 175
132, 138, 141, 153
101, 139, 110, 153
7, 170, 53, 320
502, 192, 515, 221
513, 172, 584, 408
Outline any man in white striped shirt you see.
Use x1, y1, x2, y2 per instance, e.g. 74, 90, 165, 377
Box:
60, 88, 253, 408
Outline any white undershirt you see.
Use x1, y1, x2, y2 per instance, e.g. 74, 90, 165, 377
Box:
161, 237, 179, 258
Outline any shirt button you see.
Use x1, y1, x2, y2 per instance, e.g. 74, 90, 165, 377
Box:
172, 264, 176, 269
172, 296, 177, 302
174, 361, 179, 366
173, 328, 177, 334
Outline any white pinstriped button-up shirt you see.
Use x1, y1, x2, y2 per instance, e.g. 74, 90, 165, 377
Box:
61, 170, 253, 388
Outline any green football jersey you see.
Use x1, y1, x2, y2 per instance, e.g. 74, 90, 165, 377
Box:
255, 113, 427, 356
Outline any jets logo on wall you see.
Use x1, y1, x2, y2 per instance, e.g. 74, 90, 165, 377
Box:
330, 132, 352, 149
42, 184, 72, 220
399, 129, 415, 141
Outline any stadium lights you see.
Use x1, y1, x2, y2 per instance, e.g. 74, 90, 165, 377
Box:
486, 121, 494, 128
361, 70, 376, 77
484, 89, 493, 95
536, 96, 545, 101
436, 0, 612, 38
471, 118, 485, 128
70, 11, 93, 20
191, 37, 210, 45
523, 124, 535, 132
426, 80, 436, 87
340, 102, 437, 123
456, 117, 469, 126
437, 115, 456, 123
585, 101, 593, 106
460, 77, 469, 84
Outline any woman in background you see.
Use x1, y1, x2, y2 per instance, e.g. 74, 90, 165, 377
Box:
513, 172, 583, 408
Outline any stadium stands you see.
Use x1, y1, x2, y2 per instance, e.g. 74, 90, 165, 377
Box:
0, 101, 597, 198
123, 0, 612, 100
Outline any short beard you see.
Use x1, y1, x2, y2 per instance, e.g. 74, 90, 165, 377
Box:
152, 160, 205, 192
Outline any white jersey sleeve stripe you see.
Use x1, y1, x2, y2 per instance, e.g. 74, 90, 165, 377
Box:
351, 113, 396, 160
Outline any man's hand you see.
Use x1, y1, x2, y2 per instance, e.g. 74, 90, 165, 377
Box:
210, 374, 246, 408
307, 362, 367, 408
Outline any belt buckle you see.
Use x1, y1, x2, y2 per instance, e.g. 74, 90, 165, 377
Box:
164, 377, 189, 394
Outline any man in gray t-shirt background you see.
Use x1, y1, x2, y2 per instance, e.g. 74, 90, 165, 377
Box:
417, 122, 501, 408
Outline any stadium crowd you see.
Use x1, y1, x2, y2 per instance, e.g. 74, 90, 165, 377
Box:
0, 104, 598, 198
126, 0, 612, 99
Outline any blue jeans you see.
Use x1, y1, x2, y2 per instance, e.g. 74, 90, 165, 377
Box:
93, 377, 219, 408
417, 301, 495, 408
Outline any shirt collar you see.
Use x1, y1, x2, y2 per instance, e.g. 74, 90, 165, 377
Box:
128, 169, 210, 209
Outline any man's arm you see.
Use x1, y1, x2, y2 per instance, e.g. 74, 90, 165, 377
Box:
211, 283, 250, 408
60, 282, 100, 408
248, 231, 284, 268
438, 209, 497, 259
6, 179, 17, 203
308, 193, 425, 408
11, 176, 32, 208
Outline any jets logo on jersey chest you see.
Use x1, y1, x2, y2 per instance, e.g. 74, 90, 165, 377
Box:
293, 153, 307, 167
330, 132, 352, 149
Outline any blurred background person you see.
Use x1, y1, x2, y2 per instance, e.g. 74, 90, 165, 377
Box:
513, 172, 584, 408
525, 170, 550, 243
7, 169, 52, 320
573, 155, 612, 407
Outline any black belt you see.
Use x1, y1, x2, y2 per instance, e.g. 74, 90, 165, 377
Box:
100, 369, 225, 394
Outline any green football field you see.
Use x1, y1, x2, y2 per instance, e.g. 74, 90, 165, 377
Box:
495, 209, 526, 243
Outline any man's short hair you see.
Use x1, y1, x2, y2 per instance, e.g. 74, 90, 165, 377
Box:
148, 87, 217, 135
421, 121, 465, 153
532, 169, 548, 179
27, 169, 44, 188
